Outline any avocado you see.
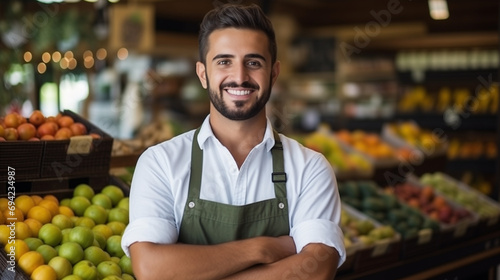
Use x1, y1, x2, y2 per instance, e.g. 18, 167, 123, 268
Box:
362, 197, 386, 212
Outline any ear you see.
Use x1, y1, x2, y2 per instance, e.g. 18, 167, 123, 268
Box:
196, 61, 208, 89
271, 60, 280, 87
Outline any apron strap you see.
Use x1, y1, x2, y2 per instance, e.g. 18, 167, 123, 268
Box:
189, 128, 287, 199
189, 127, 203, 199
271, 130, 287, 199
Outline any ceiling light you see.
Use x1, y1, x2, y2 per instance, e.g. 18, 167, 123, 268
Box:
428, 0, 449, 20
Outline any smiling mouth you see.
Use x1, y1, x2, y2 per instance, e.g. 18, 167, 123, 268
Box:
226, 89, 253, 96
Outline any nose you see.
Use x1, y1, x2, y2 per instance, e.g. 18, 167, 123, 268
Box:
232, 63, 249, 85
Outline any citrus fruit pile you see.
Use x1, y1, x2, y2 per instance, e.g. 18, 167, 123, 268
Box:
0, 110, 100, 141
0, 184, 134, 280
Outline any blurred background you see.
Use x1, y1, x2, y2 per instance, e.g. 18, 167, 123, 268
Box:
0, 0, 499, 199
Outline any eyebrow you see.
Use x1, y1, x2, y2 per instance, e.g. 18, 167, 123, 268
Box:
212, 53, 267, 62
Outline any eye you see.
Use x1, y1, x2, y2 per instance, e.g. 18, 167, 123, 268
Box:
247, 60, 262, 68
217, 60, 231, 65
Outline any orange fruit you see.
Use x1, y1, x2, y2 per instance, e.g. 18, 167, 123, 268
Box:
17, 123, 37, 140
4, 127, 18, 140
5, 239, 30, 261
59, 205, 75, 217
0, 210, 5, 225
0, 224, 10, 245
37, 122, 57, 137
48, 256, 73, 280
43, 194, 59, 204
18, 250, 45, 275
4, 207, 24, 222
31, 195, 44, 205
24, 218, 43, 237
39, 199, 60, 217
0, 197, 9, 211
31, 264, 57, 280
14, 195, 35, 216
57, 116, 75, 128
4, 113, 20, 128
54, 127, 73, 140
14, 221, 32, 240
92, 224, 113, 240
29, 110, 46, 127
70, 122, 88, 136
27, 205, 52, 224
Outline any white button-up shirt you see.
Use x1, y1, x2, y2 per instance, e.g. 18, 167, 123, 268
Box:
121, 116, 346, 266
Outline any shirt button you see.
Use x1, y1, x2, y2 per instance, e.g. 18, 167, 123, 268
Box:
279, 202, 285, 209
188, 201, 195, 208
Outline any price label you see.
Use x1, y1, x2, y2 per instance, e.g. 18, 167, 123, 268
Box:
67, 135, 93, 155
453, 221, 468, 237
371, 239, 390, 257
417, 228, 432, 244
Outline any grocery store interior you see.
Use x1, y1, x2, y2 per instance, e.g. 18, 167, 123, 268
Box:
0, 0, 499, 279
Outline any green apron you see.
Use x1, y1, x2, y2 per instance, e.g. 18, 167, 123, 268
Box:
178, 128, 290, 245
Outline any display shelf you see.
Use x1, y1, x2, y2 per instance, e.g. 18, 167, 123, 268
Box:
397, 68, 499, 88
323, 113, 497, 132
336, 229, 500, 280
446, 158, 497, 174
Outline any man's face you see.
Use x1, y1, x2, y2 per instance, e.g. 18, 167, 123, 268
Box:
196, 28, 279, 121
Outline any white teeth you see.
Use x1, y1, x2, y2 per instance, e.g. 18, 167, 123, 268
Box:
227, 89, 251, 96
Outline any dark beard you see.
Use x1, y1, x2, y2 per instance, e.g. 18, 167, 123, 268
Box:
206, 76, 272, 121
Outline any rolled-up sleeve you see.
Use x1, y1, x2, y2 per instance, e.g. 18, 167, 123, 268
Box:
122, 217, 178, 257
291, 219, 346, 266
286, 146, 346, 267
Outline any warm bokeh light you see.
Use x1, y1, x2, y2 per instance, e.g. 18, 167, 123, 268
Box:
24, 52, 32, 63
42, 52, 51, 63
117, 48, 129, 60
52, 51, 62, 63
64, 51, 74, 60
60, 57, 69, 69
83, 50, 93, 59
84, 56, 95, 68
96, 48, 107, 60
37, 63, 47, 74
68, 58, 77, 70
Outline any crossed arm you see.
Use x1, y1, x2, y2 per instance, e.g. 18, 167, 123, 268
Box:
129, 236, 340, 280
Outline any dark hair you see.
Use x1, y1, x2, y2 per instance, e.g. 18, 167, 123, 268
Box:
198, 4, 277, 65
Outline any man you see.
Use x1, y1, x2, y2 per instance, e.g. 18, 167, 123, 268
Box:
121, 4, 345, 279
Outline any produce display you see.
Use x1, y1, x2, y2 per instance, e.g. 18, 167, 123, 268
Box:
298, 129, 373, 177
339, 180, 440, 240
447, 138, 497, 159
396, 84, 499, 114
334, 129, 415, 165
0, 111, 100, 141
383, 121, 447, 156
0, 184, 134, 280
112, 119, 184, 157
419, 172, 500, 219
341, 205, 397, 249
388, 182, 472, 225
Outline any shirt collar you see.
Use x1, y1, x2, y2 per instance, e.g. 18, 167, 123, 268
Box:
197, 115, 276, 152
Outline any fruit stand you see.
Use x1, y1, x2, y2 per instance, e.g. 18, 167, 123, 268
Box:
0, 110, 135, 280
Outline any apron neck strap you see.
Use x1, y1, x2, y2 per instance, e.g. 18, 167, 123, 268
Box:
189, 127, 287, 199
